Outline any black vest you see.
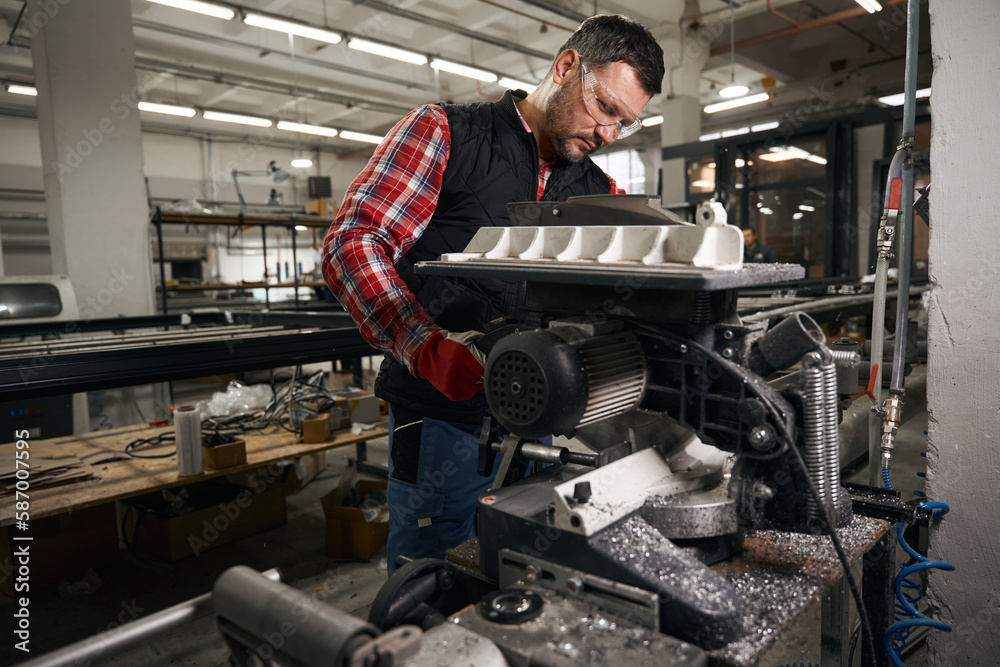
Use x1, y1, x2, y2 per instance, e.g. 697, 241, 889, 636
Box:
375, 90, 612, 423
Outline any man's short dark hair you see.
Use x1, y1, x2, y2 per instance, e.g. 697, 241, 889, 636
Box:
554, 14, 665, 97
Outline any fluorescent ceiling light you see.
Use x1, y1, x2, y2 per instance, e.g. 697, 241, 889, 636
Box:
719, 84, 750, 99
146, 0, 235, 20
704, 92, 770, 114
202, 110, 272, 127
799, 204, 815, 212
5, 84, 37, 96
692, 180, 714, 188
699, 131, 722, 142
290, 159, 313, 168
793, 211, 804, 220
339, 130, 384, 144
752, 121, 779, 132
295, 225, 309, 231
498, 77, 537, 94
641, 115, 664, 127
854, 0, 883, 13
138, 101, 196, 117
430, 59, 497, 83
276, 120, 338, 137
721, 126, 750, 138
348, 38, 427, 66
243, 13, 342, 44
760, 146, 826, 165
877, 87, 930, 107
759, 207, 774, 215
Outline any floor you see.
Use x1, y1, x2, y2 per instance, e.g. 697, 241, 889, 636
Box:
1, 383, 933, 667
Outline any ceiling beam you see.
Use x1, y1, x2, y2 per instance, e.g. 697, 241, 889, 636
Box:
133, 19, 438, 94
711, 0, 907, 57
353, 0, 552, 61
134, 57, 413, 116
516, 0, 590, 24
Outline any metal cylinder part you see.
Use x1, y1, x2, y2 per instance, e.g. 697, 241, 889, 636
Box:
748, 312, 826, 377
213, 565, 379, 667
484, 329, 646, 438
831, 339, 861, 395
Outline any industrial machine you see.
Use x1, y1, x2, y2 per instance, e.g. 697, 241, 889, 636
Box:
17, 196, 917, 667
379, 195, 859, 651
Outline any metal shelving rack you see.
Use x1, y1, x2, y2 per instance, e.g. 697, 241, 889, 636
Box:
151, 208, 335, 314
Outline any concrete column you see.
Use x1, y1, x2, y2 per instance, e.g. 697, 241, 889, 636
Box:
659, 95, 701, 205
658, 22, 710, 207
925, 0, 1000, 664
30, 0, 154, 318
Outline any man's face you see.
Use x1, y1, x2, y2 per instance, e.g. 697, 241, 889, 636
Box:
743, 228, 757, 247
545, 61, 650, 163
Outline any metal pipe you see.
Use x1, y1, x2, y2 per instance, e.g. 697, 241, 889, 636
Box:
15, 570, 282, 667
767, 0, 799, 26
741, 285, 927, 323
890, 0, 922, 392
710, 0, 907, 57
475, 0, 574, 32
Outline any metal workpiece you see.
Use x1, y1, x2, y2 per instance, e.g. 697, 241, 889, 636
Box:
440, 195, 743, 270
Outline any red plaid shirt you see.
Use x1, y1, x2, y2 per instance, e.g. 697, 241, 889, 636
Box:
322, 104, 623, 371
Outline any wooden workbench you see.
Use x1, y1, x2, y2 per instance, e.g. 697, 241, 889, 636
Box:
0, 418, 389, 525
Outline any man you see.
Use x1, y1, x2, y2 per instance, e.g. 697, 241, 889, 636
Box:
743, 226, 777, 263
323, 14, 664, 573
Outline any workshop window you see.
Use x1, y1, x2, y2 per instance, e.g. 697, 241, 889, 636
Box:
592, 149, 646, 194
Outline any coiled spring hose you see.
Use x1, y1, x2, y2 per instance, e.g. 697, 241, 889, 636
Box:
89, 391, 113, 430
882, 469, 955, 666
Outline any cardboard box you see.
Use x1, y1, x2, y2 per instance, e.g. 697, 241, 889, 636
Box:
122, 481, 286, 561
301, 413, 330, 443
328, 393, 381, 430
283, 452, 327, 496
202, 438, 247, 470
321, 480, 389, 560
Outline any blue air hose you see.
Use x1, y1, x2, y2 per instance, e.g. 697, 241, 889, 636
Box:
90, 392, 113, 430
882, 465, 954, 667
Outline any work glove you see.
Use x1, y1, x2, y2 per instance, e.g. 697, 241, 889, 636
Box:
412, 330, 487, 401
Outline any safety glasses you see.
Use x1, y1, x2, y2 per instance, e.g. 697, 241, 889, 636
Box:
579, 61, 642, 141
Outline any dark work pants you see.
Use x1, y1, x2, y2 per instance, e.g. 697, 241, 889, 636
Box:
385, 405, 501, 575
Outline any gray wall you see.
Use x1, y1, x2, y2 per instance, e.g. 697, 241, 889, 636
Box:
926, 0, 1000, 663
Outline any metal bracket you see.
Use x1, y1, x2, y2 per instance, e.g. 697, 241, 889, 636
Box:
844, 483, 933, 526
497, 549, 661, 631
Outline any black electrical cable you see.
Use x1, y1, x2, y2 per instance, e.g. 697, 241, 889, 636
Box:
124, 432, 177, 459
781, 427, 879, 663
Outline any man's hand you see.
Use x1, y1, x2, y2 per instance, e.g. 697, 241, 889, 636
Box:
412, 330, 487, 401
